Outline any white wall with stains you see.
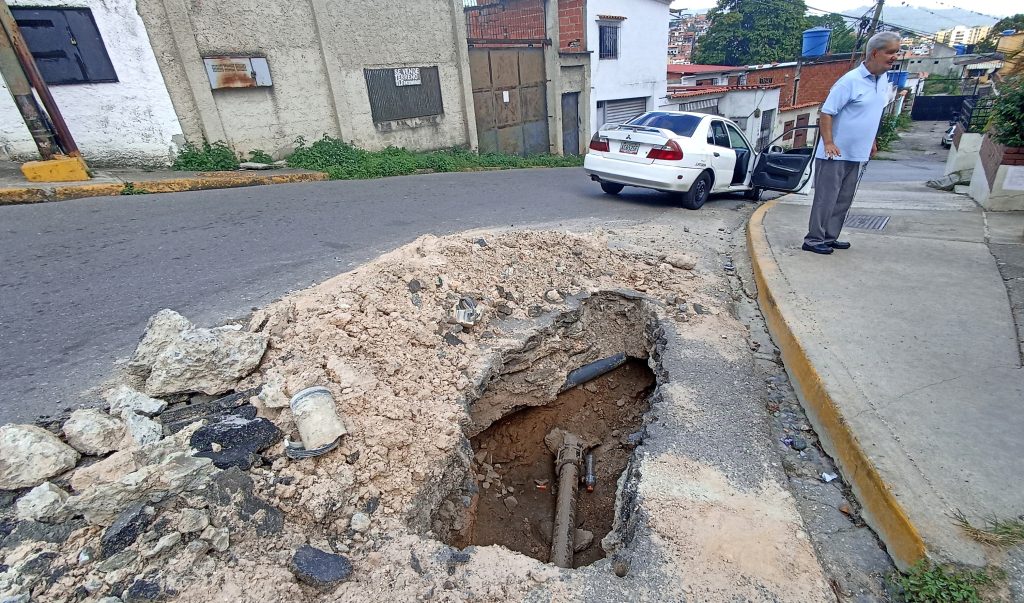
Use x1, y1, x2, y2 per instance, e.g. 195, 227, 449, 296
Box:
0, 0, 182, 166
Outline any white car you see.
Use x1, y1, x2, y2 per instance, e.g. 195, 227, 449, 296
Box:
584, 111, 816, 209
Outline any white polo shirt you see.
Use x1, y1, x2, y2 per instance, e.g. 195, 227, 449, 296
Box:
815, 63, 892, 163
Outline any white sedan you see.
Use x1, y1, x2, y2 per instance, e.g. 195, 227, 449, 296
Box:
584, 111, 816, 209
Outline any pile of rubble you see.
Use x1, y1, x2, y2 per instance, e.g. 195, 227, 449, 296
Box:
0, 230, 709, 602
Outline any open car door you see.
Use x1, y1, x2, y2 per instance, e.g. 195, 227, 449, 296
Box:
750, 125, 819, 193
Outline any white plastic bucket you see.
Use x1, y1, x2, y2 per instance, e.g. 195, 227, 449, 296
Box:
290, 386, 348, 451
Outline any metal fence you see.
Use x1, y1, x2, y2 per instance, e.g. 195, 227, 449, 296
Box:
959, 96, 994, 134
464, 0, 549, 46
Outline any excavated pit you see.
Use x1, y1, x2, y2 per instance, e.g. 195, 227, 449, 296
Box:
430, 292, 663, 569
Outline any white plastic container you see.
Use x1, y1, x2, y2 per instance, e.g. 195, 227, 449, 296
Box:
289, 386, 348, 451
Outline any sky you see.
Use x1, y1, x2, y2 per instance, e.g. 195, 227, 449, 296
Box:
669, 0, 1018, 19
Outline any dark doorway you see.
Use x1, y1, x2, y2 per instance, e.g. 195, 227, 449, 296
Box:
562, 93, 580, 156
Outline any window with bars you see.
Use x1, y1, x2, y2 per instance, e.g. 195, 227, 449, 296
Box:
599, 25, 619, 59
11, 7, 117, 85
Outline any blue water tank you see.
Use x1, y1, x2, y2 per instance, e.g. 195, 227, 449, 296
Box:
953, 44, 966, 55
1002, 29, 1017, 36
887, 71, 909, 88
802, 27, 832, 57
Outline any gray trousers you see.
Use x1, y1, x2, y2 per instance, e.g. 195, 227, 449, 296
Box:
804, 158, 863, 246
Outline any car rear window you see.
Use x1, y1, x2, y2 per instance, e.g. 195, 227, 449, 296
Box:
626, 113, 702, 137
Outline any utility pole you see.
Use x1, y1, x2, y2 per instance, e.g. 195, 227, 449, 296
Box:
866, 0, 884, 42
0, 14, 55, 159
0, 1, 89, 181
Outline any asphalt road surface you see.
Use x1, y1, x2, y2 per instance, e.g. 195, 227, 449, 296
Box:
0, 159, 940, 424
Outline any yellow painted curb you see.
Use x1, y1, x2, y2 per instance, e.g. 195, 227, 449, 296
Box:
747, 198, 926, 571
0, 187, 49, 204
0, 172, 329, 205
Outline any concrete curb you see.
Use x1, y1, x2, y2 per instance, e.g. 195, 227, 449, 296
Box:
0, 171, 329, 205
746, 198, 926, 571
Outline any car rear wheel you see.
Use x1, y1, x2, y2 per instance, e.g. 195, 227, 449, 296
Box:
600, 182, 624, 195
679, 172, 711, 210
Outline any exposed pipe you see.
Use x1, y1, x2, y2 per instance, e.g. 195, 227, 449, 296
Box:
559, 352, 628, 393
0, 2, 79, 157
545, 429, 583, 568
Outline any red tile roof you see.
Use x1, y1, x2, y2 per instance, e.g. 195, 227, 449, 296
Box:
667, 64, 747, 75
667, 83, 783, 99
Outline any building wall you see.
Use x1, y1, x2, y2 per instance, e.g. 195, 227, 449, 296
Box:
587, 0, 670, 133
558, 0, 585, 51
716, 88, 781, 146
751, 60, 852, 110
136, 0, 475, 157
0, 0, 183, 166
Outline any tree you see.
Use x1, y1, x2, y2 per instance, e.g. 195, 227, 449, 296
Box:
976, 14, 1024, 52
693, 0, 808, 66
804, 14, 857, 54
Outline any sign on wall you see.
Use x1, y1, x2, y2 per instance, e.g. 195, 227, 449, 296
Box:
203, 56, 272, 89
394, 68, 422, 87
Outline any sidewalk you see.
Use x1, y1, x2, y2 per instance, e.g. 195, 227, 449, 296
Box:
0, 160, 327, 204
748, 180, 1024, 573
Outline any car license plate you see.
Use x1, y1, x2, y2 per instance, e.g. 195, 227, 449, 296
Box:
619, 142, 640, 154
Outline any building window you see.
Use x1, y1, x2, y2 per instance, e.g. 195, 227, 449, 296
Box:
758, 76, 773, 84
11, 7, 117, 85
599, 24, 619, 60
363, 67, 444, 123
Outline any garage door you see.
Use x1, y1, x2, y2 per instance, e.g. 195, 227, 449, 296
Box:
603, 97, 648, 125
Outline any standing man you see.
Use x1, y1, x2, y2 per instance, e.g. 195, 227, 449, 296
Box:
802, 31, 901, 255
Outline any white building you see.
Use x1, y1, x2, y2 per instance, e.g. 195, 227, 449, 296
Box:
587, 0, 672, 133
0, 0, 183, 166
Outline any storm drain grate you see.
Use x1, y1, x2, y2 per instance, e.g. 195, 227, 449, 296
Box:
844, 214, 890, 230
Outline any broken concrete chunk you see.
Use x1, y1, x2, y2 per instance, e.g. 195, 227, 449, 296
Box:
128, 309, 269, 396
664, 254, 697, 270
15, 482, 70, 522
123, 413, 163, 447
96, 549, 138, 573
142, 531, 181, 558
290, 545, 353, 590
63, 408, 126, 455
574, 529, 594, 552
105, 385, 167, 418
176, 508, 209, 533
0, 424, 80, 490
63, 453, 215, 525
349, 512, 371, 533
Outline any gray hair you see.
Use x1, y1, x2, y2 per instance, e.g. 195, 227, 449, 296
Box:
866, 31, 901, 55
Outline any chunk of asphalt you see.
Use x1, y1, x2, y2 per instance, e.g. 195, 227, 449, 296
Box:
190, 415, 283, 470
290, 545, 353, 590
101, 502, 153, 558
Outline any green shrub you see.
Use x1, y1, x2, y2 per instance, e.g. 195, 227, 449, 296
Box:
287, 135, 583, 180
120, 182, 149, 195
247, 149, 274, 164
896, 560, 990, 603
172, 141, 240, 171
991, 77, 1024, 148
876, 114, 901, 151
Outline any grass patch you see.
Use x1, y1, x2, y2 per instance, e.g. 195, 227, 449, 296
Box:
953, 510, 1024, 547
172, 141, 240, 171
286, 135, 582, 180
895, 560, 992, 603
119, 182, 149, 195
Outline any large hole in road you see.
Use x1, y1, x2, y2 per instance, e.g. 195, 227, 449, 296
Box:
429, 292, 660, 569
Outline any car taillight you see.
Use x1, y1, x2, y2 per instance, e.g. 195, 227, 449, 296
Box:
589, 134, 609, 152
647, 140, 683, 161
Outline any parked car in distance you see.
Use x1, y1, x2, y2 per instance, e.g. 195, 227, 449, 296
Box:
942, 125, 956, 148
583, 111, 816, 209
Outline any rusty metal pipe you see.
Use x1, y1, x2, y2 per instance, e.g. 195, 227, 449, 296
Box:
0, 3, 79, 156
548, 430, 583, 568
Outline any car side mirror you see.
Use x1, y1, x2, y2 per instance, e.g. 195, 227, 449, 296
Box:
769, 145, 784, 154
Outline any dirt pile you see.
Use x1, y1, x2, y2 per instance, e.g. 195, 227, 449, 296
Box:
2, 230, 714, 602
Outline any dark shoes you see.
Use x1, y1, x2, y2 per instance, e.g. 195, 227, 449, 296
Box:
802, 242, 834, 255
828, 241, 851, 249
